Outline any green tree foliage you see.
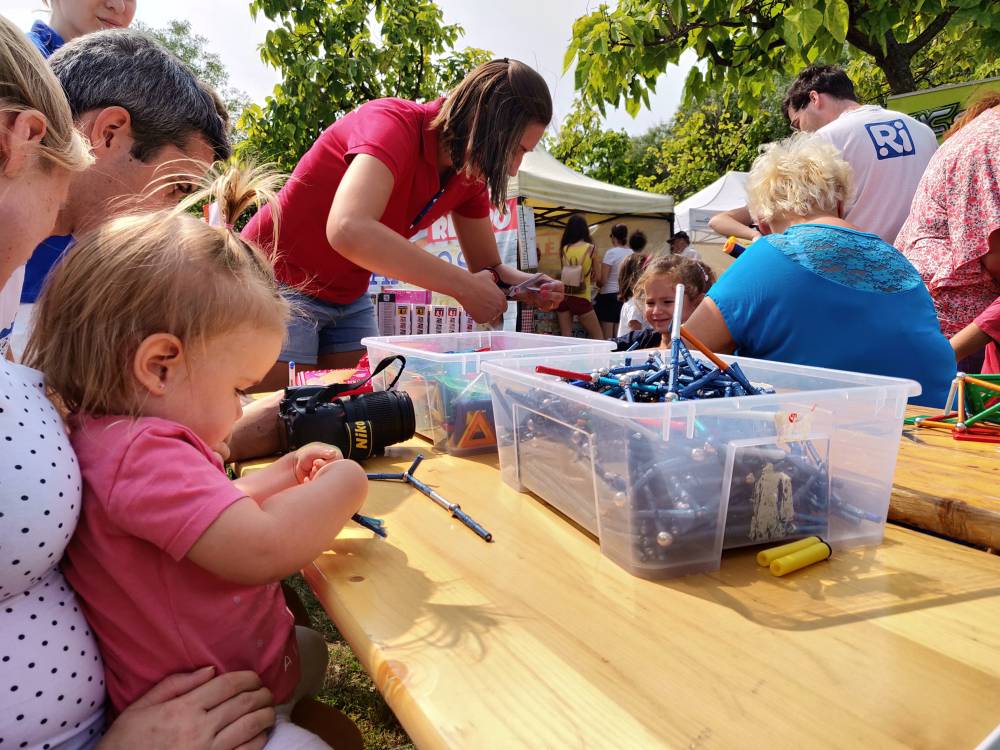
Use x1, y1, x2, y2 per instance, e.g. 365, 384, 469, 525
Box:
135, 19, 251, 142
548, 79, 789, 201
238, 0, 492, 171
545, 101, 652, 188
636, 87, 790, 199
846, 21, 1000, 104
564, 0, 1000, 114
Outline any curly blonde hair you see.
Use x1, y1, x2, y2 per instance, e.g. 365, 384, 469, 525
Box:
746, 133, 853, 225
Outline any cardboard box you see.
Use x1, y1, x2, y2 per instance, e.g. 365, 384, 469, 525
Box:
430, 305, 448, 334
411, 303, 430, 336
460, 309, 476, 332
445, 306, 461, 334
376, 293, 396, 335
395, 303, 412, 336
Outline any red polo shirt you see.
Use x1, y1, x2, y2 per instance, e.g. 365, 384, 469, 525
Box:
243, 97, 491, 304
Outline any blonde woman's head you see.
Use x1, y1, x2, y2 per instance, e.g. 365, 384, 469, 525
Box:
25, 162, 289, 438
0, 14, 93, 265
746, 133, 853, 229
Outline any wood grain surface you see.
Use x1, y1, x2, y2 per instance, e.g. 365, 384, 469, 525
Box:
894, 405, 1000, 548
294, 440, 1000, 750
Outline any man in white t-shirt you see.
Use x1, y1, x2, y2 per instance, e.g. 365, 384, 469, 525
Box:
784, 64, 937, 242
708, 64, 937, 244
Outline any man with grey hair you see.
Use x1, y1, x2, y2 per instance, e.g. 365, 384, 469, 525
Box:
1, 28, 229, 357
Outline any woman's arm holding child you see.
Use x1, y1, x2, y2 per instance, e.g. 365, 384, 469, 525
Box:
187, 458, 368, 586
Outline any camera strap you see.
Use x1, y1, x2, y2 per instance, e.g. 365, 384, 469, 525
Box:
302, 355, 407, 413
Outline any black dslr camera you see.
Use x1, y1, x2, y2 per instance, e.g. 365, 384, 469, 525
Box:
278, 355, 415, 460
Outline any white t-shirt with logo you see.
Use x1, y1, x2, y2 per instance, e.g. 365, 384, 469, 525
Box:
0, 267, 24, 359
599, 246, 632, 295
815, 104, 937, 243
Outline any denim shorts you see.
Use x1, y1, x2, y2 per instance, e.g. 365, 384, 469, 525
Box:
281, 291, 379, 364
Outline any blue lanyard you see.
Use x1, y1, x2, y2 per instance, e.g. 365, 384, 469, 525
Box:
410, 171, 453, 231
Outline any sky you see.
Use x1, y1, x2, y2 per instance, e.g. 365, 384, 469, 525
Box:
4, 0, 695, 136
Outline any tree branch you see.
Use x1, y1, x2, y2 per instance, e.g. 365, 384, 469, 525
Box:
901, 6, 958, 56
843, 0, 884, 60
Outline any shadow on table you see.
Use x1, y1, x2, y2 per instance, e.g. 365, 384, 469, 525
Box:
657, 532, 1000, 631
314, 536, 504, 661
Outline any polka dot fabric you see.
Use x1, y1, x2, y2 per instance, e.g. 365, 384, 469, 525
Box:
1, 362, 105, 749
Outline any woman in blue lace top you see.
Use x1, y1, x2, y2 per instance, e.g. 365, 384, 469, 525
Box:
684, 133, 954, 406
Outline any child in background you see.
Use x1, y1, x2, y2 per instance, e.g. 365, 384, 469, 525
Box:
616, 250, 648, 337
951, 297, 1000, 373
614, 255, 716, 350
24, 164, 369, 749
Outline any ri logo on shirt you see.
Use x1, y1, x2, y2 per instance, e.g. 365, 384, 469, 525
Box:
865, 120, 916, 160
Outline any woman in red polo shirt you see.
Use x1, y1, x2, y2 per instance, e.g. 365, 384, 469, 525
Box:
243, 58, 561, 385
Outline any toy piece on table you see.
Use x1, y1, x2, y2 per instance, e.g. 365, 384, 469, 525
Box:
768, 539, 831, 577
367, 455, 493, 542
722, 236, 747, 258
911, 372, 1000, 443
756, 536, 821, 566
351, 513, 387, 538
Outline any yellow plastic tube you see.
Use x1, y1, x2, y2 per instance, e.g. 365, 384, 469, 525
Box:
770, 541, 832, 577
756, 536, 821, 567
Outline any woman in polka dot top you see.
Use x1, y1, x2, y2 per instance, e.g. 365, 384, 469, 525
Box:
0, 16, 278, 750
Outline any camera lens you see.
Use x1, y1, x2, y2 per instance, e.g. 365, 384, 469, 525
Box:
340, 390, 416, 452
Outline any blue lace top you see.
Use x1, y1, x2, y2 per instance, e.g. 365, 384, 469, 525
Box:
708, 224, 954, 406
766, 224, 924, 293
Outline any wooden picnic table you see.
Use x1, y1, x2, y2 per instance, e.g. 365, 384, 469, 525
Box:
263, 439, 1000, 750
892, 404, 1000, 549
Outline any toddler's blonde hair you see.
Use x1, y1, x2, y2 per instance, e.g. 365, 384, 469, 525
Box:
0, 14, 92, 173
636, 255, 715, 303
24, 161, 288, 416
746, 133, 853, 225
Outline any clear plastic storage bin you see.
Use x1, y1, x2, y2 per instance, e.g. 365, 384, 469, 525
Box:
482, 349, 918, 579
362, 332, 614, 455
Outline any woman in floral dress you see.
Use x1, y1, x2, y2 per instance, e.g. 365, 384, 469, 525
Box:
895, 92, 1000, 373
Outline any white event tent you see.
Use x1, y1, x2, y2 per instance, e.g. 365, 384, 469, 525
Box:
673, 171, 748, 242
508, 149, 674, 227
507, 149, 675, 275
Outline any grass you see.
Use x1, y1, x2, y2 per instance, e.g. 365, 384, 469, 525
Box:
285, 574, 414, 750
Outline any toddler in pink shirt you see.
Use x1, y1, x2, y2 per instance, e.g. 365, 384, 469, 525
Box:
24, 165, 369, 748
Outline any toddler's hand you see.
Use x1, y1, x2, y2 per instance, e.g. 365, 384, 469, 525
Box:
293, 442, 343, 483
211, 440, 231, 464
